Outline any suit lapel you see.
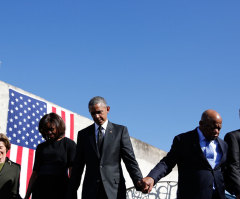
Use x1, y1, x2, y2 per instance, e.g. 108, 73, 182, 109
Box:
88, 124, 100, 159
214, 138, 226, 168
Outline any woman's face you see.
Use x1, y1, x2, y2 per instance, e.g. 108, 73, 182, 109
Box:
0, 141, 7, 160
44, 123, 58, 140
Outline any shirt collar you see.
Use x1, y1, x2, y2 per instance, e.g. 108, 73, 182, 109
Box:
197, 127, 206, 142
95, 120, 108, 131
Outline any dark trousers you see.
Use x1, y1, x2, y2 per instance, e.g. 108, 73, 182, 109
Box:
97, 181, 108, 199
212, 189, 221, 199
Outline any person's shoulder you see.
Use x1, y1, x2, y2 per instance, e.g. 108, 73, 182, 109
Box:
224, 129, 240, 143
176, 128, 197, 138
225, 129, 240, 137
63, 137, 76, 145
5, 158, 21, 170
109, 121, 126, 129
78, 123, 95, 135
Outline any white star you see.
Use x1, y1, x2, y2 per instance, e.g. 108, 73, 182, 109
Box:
14, 124, 17, 128
24, 101, 27, 105
22, 127, 26, 131
31, 130, 34, 133
22, 136, 25, 140
32, 113, 35, 116
19, 112, 23, 116
28, 107, 31, 111
25, 141, 29, 145
13, 133, 16, 137
30, 139, 34, 142
26, 133, 29, 137
9, 127, 12, 131
10, 110, 14, 113
20, 104, 23, 108
15, 98, 19, 102
11, 101, 14, 105
20, 96, 23, 100
14, 116, 18, 120
32, 104, 36, 108
15, 107, 19, 111
11, 92, 15, 96
9, 118, 13, 122
32, 121, 35, 125
34, 144, 36, 148
18, 130, 21, 134
17, 139, 20, 143
24, 110, 27, 114
27, 116, 31, 119
28, 99, 31, 102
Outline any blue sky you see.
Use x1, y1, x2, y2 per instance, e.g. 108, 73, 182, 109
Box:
0, 0, 240, 152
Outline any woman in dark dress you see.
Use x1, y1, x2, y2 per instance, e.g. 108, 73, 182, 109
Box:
25, 113, 76, 199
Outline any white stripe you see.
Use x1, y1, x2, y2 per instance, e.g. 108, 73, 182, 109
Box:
47, 104, 52, 114
65, 111, 70, 138
56, 108, 61, 116
9, 144, 18, 162
19, 147, 29, 198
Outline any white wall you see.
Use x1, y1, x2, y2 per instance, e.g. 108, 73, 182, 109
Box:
0, 80, 178, 198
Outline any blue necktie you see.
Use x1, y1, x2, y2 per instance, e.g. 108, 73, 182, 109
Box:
205, 140, 215, 168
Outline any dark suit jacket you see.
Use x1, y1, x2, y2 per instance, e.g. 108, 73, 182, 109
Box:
68, 121, 142, 199
0, 158, 21, 199
148, 128, 228, 199
224, 129, 240, 196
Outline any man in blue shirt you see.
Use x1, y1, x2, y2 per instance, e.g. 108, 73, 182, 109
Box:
140, 109, 228, 199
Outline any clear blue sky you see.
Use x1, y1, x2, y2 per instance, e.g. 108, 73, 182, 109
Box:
1, 0, 240, 152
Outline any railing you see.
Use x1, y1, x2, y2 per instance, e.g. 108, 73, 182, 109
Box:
126, 181, 178, 199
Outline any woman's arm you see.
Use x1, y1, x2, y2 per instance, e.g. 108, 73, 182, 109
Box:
24, 171, 38, 199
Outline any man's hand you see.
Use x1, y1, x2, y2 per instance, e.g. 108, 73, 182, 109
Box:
140, 177, 154, 193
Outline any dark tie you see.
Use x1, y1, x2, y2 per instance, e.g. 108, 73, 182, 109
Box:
97, 126, 104, 152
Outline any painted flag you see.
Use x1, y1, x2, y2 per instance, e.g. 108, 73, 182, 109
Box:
6, 89, 75, 198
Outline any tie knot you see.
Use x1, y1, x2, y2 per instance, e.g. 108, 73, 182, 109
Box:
98, 126, 102, 131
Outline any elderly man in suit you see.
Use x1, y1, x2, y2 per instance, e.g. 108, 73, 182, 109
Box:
141, 110, 228, 199
224, 128, 240, 199
68, 96, 142, 199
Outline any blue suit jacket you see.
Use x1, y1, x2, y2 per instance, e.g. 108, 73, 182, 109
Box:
148, 128, 228, 199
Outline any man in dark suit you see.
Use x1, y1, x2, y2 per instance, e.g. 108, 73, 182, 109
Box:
140, 110, 228, 199
224, 129, 240, 199
68, 96, 142, 199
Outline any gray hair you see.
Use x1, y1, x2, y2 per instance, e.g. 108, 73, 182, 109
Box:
88, 96, 107, 108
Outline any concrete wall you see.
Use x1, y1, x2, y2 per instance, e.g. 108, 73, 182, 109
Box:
0, 80, 178, 198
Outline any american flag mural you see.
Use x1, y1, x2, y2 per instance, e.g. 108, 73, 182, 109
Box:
6, 89, 75, 198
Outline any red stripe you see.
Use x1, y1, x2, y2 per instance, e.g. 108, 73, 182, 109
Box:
70, 114, 74, 140
61, 111, 66, 122
6, 149, 11, 158
16, 146, 23, 165
26, 149, 34, 192
52, 107, 56, 113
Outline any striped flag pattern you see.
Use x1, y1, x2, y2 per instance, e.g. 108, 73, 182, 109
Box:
6, 89, 75, 198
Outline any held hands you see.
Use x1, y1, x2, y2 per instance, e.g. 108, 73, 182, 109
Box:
137, 177, 154, 194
